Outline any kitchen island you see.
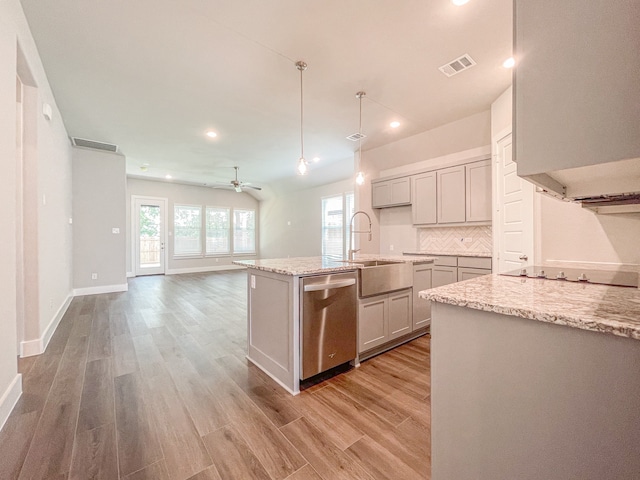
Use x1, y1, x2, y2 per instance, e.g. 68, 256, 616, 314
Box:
420, 274, 640, 479
234, 254, 435, 394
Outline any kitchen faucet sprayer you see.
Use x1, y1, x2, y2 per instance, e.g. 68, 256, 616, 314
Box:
348, 210, 372, 261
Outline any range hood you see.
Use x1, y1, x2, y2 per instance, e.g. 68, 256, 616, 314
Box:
513, 0, 640, 215
524, 157, 640, 215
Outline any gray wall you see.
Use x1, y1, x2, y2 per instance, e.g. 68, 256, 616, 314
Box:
126, 178, 260, 273
73, 148, 126, 290
0, 0, 73, 425
260, 178, 354, 259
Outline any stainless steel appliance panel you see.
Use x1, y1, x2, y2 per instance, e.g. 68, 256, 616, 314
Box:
301, 272, 357, 380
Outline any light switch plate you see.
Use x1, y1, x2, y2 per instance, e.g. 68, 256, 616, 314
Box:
112, 227, 120, 234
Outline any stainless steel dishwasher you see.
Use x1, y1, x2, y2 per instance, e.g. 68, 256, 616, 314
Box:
300, 271, 357, 380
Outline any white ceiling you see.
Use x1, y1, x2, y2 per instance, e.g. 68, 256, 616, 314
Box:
20, 0, 512, 191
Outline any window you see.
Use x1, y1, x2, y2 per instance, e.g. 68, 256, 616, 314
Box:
322, 193, 354, 258
174, 205, 202, 256
206, 207, 230, 255
233, 209, 256, 254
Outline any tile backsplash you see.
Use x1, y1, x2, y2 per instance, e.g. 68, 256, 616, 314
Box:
418, 225, 492, 255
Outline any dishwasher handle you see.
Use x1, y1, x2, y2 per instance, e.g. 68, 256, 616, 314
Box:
303, 278, 356, 292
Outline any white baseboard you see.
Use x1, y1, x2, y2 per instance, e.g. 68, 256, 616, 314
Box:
21, 294, 73, 358
73, 283, 129, 296
126, 271, 134, 278
165, 265, 245, 275
0, 374, 22, 432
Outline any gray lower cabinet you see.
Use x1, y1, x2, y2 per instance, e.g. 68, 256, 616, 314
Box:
358, 288, 412, 353
458, 267, 490, 282
432, 266, 458, 288
412, 264, 432, 329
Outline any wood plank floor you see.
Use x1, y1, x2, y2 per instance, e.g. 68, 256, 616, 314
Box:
0, 271, 431, 479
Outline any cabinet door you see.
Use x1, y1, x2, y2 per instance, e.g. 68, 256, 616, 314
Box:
465, 160, 492, 222
388, 290, 412, 340
358, 295, 388, 352
432, 266, 458, 288
372, 182, 390, 208
413, 265, 432, 329
390, 177, 411, 205
457, 267, 490, 282
437, 166, 466, 223
412, 172, 437, 225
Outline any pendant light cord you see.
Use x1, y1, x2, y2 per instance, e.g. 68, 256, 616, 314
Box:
296, 61, 307, 162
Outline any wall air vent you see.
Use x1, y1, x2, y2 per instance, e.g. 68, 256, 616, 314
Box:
346, 132, 366, 141
438, 54, 476, 77
71, 137, 119, 153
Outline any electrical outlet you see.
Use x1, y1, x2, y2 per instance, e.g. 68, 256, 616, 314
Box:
215, 258, 219, 262
389, 245, 394, 251
112, 227, 120, 234
463, 237, 473, 243
91, 273, 98, 280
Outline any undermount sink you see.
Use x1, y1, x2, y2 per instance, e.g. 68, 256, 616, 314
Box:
350, 260, 413, 297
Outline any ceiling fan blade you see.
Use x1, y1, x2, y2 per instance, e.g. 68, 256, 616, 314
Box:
244, 185, 262, 191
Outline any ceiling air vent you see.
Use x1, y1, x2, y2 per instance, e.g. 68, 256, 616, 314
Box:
71, 137, 119, 153
346, 132, 366, 141
438, 54, 476, 77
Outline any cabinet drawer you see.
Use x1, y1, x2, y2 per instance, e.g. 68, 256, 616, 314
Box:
434, 256, 458, 267
458, 256, 492, 270
457, 267, 491, 282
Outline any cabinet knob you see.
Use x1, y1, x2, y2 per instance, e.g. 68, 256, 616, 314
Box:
519, 254, 528, 261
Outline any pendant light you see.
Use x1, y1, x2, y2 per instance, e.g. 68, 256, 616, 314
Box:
355, 91, 366, 185
295, 61, 308, 175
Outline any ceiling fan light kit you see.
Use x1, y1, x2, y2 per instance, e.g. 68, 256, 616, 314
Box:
210, 166, 262, 193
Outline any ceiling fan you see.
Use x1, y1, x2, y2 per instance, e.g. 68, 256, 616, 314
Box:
211, 166, 262, 192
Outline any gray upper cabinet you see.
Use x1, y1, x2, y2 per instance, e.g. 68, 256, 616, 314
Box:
372, 176, 411, 208
514, 0, 640, 181
465, 159, 492, 222
411, 172, 437, 225
437, 165, 466, 223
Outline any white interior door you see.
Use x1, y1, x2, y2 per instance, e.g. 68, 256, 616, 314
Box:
495, 132, 535, 273
134, 197, 167, 276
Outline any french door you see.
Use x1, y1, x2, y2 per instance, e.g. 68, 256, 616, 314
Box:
133, 196, 167, 276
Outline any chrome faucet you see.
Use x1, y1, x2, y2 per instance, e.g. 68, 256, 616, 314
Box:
348, 210, 372, 261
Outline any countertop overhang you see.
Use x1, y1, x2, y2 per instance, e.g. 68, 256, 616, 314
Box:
233, 254, 437, 276
420, 274, 640, 340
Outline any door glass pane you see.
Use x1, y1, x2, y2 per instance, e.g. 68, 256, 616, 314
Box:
139, 204, 161, 268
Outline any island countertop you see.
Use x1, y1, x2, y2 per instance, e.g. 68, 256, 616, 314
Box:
420, 274, 640, 340
233, 254, 437, 276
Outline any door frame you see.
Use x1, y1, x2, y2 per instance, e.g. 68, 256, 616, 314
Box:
131, 195, 168, 276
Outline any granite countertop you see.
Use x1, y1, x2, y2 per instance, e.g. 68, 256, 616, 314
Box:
233, 254, 437, 276
404, 250, 492, 258
420, 274, 640, 340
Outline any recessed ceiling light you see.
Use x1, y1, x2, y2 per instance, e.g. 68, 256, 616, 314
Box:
390, 121, 401, 128
165, 174, 172, 179
206, 130, 217, 138
502, 57, 515, 68
451, 0, 470, 5
313, 156, 320, 163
